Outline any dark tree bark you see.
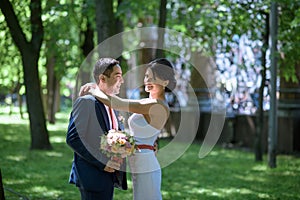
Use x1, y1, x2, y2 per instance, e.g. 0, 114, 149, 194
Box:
254, 12, 269, 162
268, 2, 279, 168
116, 0, 124, 63
45, 0, 60, 124
81, 21, 95, 57
0, 0, 52, 149
74, 20, 95, 99
95, 0, 117, 50
156, 0, 167, 58
16, 68, 24, 119
0, 169, 5, 200
46, 51, 59, 124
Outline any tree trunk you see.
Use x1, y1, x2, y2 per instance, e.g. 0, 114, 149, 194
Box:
23, 52, 52, 149
95, 0, 117, 50
73, 19, 95, 100
94, 0, 126, 98
156, 0, 167, 58
0, 169, 5, 200
254, 12, 269, 162
268, 2, 278, 168
254, 54, 266, 162
116, 0, 127, 98
116, 0, 124, 40
81, 21, 95, 57
9, 85, 14, 115
16, 68, 24, 119
46, 53, 57, 124
0, 0, 52, 150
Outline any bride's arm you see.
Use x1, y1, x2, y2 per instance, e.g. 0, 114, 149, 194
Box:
90, 87, 166, 115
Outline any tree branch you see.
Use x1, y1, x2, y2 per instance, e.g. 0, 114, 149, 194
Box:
0, 0, 29, 52
30, 0, 44, 53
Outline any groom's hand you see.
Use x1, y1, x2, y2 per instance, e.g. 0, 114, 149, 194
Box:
104, 160, 121, 173
104, 166, 115, 173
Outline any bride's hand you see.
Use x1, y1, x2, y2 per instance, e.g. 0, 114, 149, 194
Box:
89, 86, 111, 102
78, 83, 97, 96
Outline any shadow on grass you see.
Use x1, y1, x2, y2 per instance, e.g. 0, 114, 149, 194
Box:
160, 139, 300, 200
0, 113, 300, 200
0, 114, 79, 200
0, 112, 132, 200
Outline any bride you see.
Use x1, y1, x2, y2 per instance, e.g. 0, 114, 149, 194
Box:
81, 58, 176, 200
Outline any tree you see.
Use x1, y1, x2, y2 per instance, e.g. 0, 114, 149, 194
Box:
268, 1, 278, 168
74, 0, 96, 98
278, 0, 300, 83
0, 0, 52, 149
0, 169, 4, 200
156, 0, 167, 58
43, 0, 84, 122
255, 13, 268, 162
95, 0, 117, 52
0, 12, 24, 118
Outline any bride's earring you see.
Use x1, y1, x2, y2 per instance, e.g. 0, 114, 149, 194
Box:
163, 80, 169, 89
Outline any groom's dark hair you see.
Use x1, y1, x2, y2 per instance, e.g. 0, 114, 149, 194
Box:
93, 58, 119, 84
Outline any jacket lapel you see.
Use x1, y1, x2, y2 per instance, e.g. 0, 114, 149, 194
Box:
94, 98, 110, 132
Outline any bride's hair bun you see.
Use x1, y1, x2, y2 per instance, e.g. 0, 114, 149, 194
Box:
148, 58, 177, 91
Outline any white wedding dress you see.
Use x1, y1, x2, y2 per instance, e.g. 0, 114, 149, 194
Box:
128, 113, 162, 200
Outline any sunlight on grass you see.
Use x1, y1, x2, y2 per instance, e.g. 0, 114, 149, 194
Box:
45, 151, 63, 157
5, 179, 28, 185
48, 123, 69, 132
197, 188, 221, 197
258, 193, 272, 198
252, 164, 268, 171
0, 111, 300, 200
3, 134, 25, 142
50, 136, 65, 143
47, 112, 70, 131
218, 187, 253, 195
6, 155, 26, 162
282, 170, 298, 176
0, 108, 28, 124
207, 150, 219, 156
235, 174, 266, 183
30, 186, 63, 198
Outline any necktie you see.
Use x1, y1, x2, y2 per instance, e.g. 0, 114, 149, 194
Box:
109, 107, 117, 130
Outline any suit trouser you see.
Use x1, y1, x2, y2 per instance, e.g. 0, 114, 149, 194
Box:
79, 187, 114, 200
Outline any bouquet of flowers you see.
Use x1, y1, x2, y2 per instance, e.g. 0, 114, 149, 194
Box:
100, 129, 136, 159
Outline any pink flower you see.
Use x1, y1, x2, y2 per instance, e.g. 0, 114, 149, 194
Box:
100, 129, 136, 159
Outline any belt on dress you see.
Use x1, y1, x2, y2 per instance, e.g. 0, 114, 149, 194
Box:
136, 144, 155, 151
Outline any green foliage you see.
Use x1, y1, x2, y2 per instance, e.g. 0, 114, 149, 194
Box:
1, 0, 300, 108
0, 6, 23, 94
117, 0, 159, 28
278, 1, 300, 82
42, 0, 84, 78
167, 0, 271, 54
0, 110, 299, 200
0, 0, 85, 96
166, 0, 298, 81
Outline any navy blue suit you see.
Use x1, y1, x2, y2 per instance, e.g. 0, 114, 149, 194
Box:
66, 95, 127, 199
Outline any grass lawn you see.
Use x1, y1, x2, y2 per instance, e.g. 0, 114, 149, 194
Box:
0, 108, 300, 200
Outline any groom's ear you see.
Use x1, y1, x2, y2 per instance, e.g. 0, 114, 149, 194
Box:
99, 74, 106, 83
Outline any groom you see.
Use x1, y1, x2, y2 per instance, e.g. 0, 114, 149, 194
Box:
66, 58, 127, 200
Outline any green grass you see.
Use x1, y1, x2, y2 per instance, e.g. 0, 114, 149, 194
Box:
0, 108, 300, 200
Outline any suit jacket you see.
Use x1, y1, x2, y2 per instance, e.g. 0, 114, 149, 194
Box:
66, 95, 127, 191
